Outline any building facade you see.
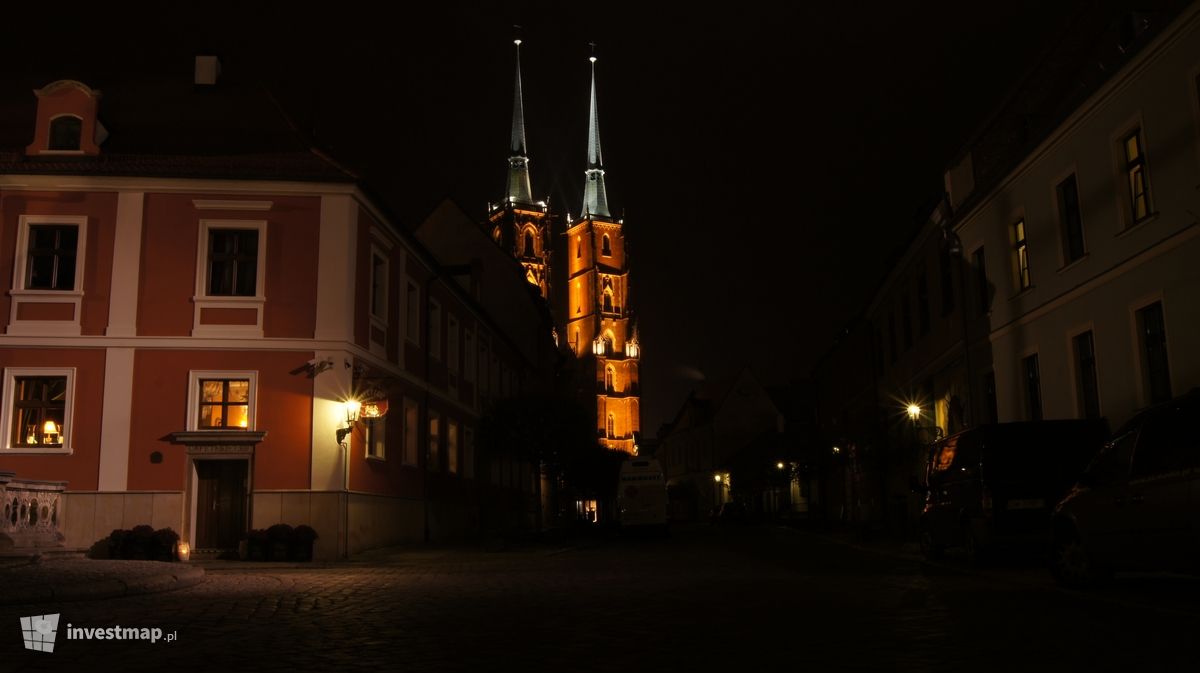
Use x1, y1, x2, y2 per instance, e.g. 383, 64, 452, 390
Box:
813, 2, 1200, 536
0, 68, 553, 559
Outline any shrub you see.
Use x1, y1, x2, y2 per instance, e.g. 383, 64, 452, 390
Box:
99, 526, 179, 561
152, 528, 180, 561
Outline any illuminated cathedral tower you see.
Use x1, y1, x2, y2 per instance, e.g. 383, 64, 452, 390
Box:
565, 54, 641, 454
487, 38, 553, 299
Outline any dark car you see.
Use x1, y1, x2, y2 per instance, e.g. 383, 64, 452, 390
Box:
918, 420, 1109, 563
1051, 389, 1200, 586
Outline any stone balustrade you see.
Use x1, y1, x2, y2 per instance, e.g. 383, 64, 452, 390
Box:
0, 472, 67, 552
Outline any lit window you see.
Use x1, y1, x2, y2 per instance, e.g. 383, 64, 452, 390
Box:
1123, 129, 1150, 223
2, 368, 75, 453
1013, 219, 1031, 290
25, 224, 79, 291
187, 371, 256, 431
48, 115, 82, 151
447, 421, 459, 474
428, 412, 441, 471
606, 413, 615, 438
206, 228, 259, 296
197, 379, 251, 429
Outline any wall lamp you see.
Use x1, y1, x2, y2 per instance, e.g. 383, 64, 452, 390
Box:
336, 399, 362, 447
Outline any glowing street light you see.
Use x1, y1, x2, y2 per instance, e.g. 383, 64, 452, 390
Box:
907, 404, 922, 422
776, 462, 785, 470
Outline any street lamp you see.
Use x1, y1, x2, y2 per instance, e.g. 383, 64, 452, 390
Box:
907, 404, 921, 423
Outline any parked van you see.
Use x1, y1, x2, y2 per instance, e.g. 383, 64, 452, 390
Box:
918, 420, 1109, 563
1052, 389, 1200, 586
617, 458, 668, 529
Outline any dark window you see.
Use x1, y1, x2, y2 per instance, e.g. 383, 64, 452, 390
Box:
1057, 174, 1086, 263
405, 282, 419, 342
207, 229, 258, 296
366, 419, 385, 459
939, 246, 955, 315
901, 295, 913, 351
1013, 219, 1031, 290
1138, 302, 1171, 404
26, 224, 78, 291
1073, 331, 1101, 419
887, 313, 897, 364
972, 247, 989, 315
1023, 354, 1043, 421
12, 376, 67, 448
916, 269, 930, 336
603, 293, 613, 313
48, 116, 82, 151
523, 231, 535, 257
1123, 130, 1150, 223
370, 253, 387, 319
982, 371, 998, 424
197, 379, 250, 429
601, 235, 612, 256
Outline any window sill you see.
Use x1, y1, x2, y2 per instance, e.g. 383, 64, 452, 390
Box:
2, 446, 71, 455
1009, 285, 1035, 301
1116, 212, 1159, 239
366, 454, 386, 463
8, 289, 84, 298
1057, 254, 1089, 274
191, 295, 266, 304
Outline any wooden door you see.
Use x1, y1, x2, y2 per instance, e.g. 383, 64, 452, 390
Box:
195, 460, 248, 549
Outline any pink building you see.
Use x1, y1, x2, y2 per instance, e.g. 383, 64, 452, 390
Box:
0, 68, 555, 559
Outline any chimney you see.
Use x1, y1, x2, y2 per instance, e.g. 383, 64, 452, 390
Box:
194, 55, 221, 86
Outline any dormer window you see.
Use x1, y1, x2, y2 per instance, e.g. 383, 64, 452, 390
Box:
48, 116, 82, 151
25, 80, 103, 156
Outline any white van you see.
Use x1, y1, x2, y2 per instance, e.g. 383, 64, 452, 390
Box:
617, 458, 668, 528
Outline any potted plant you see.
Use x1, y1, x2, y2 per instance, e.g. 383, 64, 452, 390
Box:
290, 525, 318, 561
244, 529, 268, 561
266, 524, 293, 561
152, 528, 180, 562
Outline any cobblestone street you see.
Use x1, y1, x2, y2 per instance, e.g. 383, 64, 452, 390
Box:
4, 524, 1199, 672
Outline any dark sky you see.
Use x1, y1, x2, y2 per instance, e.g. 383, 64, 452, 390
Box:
5, 1, 1088, 432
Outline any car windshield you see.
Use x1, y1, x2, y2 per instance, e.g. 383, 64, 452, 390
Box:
982, 421, 1109, 492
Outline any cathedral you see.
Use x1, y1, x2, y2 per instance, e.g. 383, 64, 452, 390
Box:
486, 41, 642, 454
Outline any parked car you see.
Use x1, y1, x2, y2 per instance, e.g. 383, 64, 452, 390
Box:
917, 420, 1109, 563
1051, 389, 1200, 586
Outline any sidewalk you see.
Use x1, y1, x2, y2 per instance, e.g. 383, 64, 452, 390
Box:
0, 556, 205, 605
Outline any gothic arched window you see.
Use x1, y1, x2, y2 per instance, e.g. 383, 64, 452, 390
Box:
601, 235, 612, 256
523, 231, 535, 257
606, 413, 615, 438
603, 292, 613, 313
576, 236, 582, 258
605, 366, 615, 392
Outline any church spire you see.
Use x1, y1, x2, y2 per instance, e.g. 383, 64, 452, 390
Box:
581, 51, 611, 219
506, 38, 533, 205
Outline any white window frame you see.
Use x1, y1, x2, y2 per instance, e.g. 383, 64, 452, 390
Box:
8, 215, 88, 337
366, 416, 386, 461
193, 219, 267, 338
1, 367, 76, 454
186, 370, 259, 432
42, 113, 86, 155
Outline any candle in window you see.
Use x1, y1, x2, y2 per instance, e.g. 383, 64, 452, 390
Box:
26, 425, 37, 445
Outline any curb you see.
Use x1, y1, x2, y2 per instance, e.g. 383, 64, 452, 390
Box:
0, 566, 205, 606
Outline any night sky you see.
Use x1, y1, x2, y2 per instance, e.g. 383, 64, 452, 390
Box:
4, 1, 1089, 432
